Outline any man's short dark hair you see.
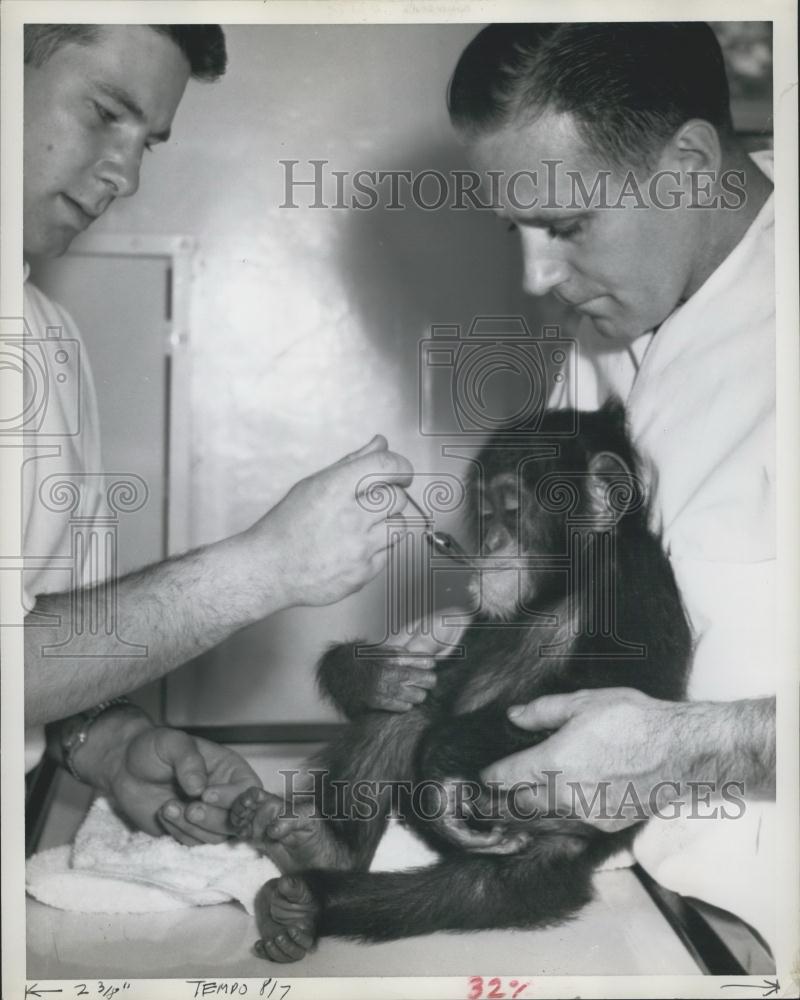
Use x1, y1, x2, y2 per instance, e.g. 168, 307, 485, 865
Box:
24, 24, 227, 80
448, 22, 734, 169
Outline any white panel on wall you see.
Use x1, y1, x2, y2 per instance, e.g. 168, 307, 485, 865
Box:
29, 238, 197, 722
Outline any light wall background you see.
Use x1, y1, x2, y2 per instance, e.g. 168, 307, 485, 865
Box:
73, 24, 553, 725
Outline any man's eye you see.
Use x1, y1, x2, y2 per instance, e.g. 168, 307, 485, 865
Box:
547, 221, 583, 240
93, 102, 118, 125
507, 222, 518, 233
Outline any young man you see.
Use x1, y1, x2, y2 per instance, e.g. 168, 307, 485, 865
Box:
447, 23, 777, 948
22, 24, 414, 843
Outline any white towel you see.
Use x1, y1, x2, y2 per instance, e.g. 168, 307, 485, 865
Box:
26, 797, 279, 914
26, 798, 440, 916
27, 797, 631, 916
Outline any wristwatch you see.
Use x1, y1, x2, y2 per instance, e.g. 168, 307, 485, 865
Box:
61, 697, 132, 782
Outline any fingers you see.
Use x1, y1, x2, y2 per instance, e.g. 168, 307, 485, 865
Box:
186, 801, 235, 840
367, 660, 438, 712
507, 692, 582, 732
255, 924, 313, 963
469, 831, 532, 856
370, 512, 411, 537
390, 659, 437, 680
376, 690, 438, 712
339, 433, 412, 485
438, 817, 505, 850
153, 728, 208, 798
189, 738, 263, 809
158, 802, 210, 846
351, 447, 414, 489
275, 874, 314, 906
158, 799, 231, 845
373, 696, 422, 713
390, 684, 434, 709
507, 688, 635, 731
220, 783, 266, 814
201, 775, 262, 810
335, 434, 388, 464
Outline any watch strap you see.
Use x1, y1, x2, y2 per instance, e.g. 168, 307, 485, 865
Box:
62, 697, 132, 782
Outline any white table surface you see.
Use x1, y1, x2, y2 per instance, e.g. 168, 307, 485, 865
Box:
26, 744, 700, 980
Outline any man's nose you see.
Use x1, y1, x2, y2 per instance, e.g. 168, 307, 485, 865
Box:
95, 139, 142, 200
520, 230, 570, 297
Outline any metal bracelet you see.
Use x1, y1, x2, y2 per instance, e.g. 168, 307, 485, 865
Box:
63, 696, 132, 783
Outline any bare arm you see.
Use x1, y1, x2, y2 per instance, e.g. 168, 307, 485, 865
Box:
481, 689, 775, 832
26, 435, 413, 726
26, 533, 274, 725
683, 695, 775, 795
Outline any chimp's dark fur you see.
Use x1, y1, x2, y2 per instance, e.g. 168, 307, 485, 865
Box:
302, 401, 692, 941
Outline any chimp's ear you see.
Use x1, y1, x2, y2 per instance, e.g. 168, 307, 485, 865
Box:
586, 450, 633, 518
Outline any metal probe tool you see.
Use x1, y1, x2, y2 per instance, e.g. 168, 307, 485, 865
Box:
402, 491, 478, 569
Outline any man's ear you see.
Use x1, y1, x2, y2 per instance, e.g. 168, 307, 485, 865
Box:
661, 118, 724, 176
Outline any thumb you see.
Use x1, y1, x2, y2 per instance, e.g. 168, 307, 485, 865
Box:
481, 744, 549, 791
337, 434, 388, 464
507, 692, 579, 731
155, 729, 208, 798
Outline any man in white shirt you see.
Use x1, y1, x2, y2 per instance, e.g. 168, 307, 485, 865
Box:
446, 23, 777, 947
22, 24, 414, 843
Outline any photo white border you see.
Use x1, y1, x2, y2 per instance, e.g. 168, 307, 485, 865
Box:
2, 2, 797, 998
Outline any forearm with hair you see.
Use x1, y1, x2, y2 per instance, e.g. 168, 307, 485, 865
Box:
670, 697, 776, 797
26, 531, 286, 726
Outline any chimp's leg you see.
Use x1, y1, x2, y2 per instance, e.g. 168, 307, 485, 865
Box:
308, 705, 434, 869
254, 840, 596, 959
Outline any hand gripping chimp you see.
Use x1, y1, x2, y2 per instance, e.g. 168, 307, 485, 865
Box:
233, 400, 692, 962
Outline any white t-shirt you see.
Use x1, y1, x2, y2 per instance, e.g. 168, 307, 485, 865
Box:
552, 152, 776, 944
23, 264, 103, 770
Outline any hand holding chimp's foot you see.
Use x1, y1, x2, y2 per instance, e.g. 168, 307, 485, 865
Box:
254, 876, 320, 963
231, 787, 354, 872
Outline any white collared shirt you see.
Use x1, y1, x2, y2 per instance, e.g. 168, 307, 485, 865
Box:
552, 152, 777, 945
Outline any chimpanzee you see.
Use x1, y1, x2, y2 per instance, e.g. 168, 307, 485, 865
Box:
232, 400, 692, 962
